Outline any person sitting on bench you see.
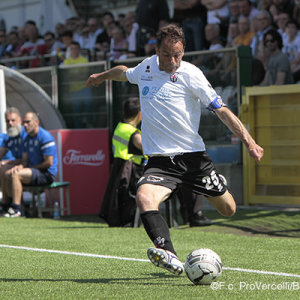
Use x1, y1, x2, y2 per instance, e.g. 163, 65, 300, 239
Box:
2, 112, 58, 217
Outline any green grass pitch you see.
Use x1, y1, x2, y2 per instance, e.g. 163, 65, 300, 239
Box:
0, 208, 299, 300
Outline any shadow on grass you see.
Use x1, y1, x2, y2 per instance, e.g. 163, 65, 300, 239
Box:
197, 209, 300, 238
41, 209, 300, 238
0, 273, 189, 286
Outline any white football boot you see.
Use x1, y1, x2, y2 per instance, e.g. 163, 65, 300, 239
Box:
147, 247, 184, 275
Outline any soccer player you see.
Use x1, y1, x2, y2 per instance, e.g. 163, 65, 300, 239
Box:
86, 24, 263, 275
2, 112, 58, 217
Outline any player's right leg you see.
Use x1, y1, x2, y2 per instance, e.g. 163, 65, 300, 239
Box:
136, 183, 184, 275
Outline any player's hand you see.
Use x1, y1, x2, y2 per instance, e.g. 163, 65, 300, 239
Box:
85, 73, 104, 87
248, 144, 264, 162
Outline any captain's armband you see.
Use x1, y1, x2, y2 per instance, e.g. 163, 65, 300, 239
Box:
207, 96, 226, 112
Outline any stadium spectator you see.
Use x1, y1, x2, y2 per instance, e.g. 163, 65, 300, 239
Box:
258, 0, 272, 11
0, 29, 8, 58
86, 17, 103, 50
3, 31, 20, 58
205, 21, 238, 86
260, 29, 293, 86
269, 0, 294, 21
43, 31, 64, 55
275, 12, 290, 42
76, 24, 90, 50
86, 24, 263, 275
228, 0, 241, 22
21, 21, 48, 67
226, 20, 239, 46
123, 11, 139, 57
65, 17, 80, 40
192, 23, 224, 84
95, 12, 115, 60
173, 0, 207, 51
63, 41, 92, 128
55, 22, 66, 42
2, 112, 58, 218
250, 10, 273, 57
117, 13, 126, 27
238, 0, 259, 21
201, 0, 229, 24
63, 41, 88, 65
56, 30, 73, 62
135, 0, 170, 56
234, 16, 254, 46
100, 98, 146, 227
293, 0, 300, 28
108, 24, 128, 60
205, 23, 224, 51
282, 21, 300, 64
16, 26, 26, 51
0, 108, 27, 216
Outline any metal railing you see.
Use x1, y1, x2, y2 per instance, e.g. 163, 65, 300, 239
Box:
3, 47, 243, 147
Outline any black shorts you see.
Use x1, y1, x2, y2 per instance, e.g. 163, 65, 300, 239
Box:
137, 151, 227, 198
29, 168, 55, 186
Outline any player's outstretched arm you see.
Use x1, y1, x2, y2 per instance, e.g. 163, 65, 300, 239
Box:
215, 106, 264, 162
85, 65, 129, 87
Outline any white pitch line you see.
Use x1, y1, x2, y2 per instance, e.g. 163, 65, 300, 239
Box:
1, 244, 300, 279
0, 244, 148, 262
222, 267, 300, 278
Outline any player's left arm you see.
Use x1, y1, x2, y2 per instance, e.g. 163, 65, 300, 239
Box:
215, 106, 264, 162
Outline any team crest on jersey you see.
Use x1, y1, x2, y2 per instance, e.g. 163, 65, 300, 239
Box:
170, 72, 179, 82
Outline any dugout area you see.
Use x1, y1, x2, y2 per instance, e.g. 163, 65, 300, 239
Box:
242, 84, 300, 206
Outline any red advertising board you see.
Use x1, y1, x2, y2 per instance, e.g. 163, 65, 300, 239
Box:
51, 129, 110, 215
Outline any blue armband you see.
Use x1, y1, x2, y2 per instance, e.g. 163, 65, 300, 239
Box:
207, 96, 225, 111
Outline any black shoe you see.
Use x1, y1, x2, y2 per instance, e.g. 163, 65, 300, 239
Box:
189, 211, 213, 227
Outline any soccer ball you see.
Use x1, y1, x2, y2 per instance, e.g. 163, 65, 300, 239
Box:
184, 248, 222, 285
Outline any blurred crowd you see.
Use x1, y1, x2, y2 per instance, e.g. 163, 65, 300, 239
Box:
0, 0, 300, 84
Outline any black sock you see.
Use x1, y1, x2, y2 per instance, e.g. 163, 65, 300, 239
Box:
141, 210, 176, 255
11, 203, 21, 212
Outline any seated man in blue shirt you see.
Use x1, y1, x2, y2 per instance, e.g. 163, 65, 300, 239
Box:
2, 112, 58, 217
0, 107, 27, 213
0, 107, 27, 167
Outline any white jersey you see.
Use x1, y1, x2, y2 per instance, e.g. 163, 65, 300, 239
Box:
126, 55, 222, 155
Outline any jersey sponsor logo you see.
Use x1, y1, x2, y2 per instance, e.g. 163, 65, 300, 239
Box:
170, 72, 179, 82
142, 86, 150, 95
141, 75, 153, 81
63, 149, 106, 166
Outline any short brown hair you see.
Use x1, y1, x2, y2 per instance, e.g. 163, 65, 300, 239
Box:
123, 97, 140, 120
156, 24, 185, 49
